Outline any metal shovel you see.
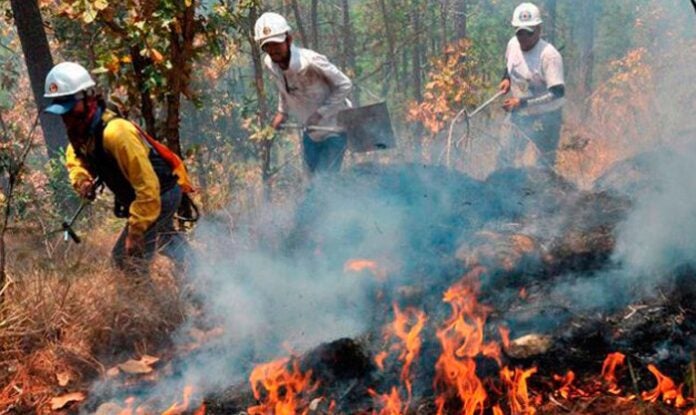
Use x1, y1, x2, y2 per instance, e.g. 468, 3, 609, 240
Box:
282, 102, 397, 153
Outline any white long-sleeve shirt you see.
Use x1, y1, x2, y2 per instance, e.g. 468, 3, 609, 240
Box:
264, 44, 352, 141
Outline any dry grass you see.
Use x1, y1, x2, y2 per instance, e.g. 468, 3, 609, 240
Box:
0, 229, 190, 413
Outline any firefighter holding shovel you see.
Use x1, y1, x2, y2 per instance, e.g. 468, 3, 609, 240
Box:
255, 12, 353, 174
44, 62, 192, 277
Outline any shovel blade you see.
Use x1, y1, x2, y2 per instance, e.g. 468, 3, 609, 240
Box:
338, 102, 397, 153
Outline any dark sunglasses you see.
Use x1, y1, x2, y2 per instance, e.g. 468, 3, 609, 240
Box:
516, 30, 536, 38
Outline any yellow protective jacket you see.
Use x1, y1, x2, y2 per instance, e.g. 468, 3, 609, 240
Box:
65, 109, 176, 237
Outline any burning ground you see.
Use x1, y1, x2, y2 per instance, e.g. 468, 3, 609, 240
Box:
78, 145, 696, 414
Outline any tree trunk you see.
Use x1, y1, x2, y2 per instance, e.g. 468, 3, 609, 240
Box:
248, 3, 273, 201
454, 0, 467, 40
545, 0, 558, 45
288, 0, 308, 48
411, 0, 422, 102
97, 18, 158, 137
440, 0, 449, 48
9, 0, 67, 157
378, 0, 398, 96
129, 45, 157, 137
341, 0, 359, 105
411, 0, 424, 141
578, 0, 599, 113
164, 0, 197, 157
310, 0, 319, 50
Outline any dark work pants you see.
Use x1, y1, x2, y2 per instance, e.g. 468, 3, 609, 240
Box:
113, 184, 190, 276
302, 132, 348, 174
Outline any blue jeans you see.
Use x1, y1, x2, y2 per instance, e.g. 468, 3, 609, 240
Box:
303, 133, 348, 174
499, 110, 563, 169
113, 185, 190, 275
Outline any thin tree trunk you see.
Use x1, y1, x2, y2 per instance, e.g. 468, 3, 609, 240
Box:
129, 45, 157, 137
341, 0, 359, 105
440, 0, 449, 47
288, 0, 308, 47
379, 0, 398, 95
97, 18, 158, 136
9, 0, 67, 157
578, 0, 599, 114
248, 3, 273, 201
164, 0, 197, 157
310, 0, 319, 50
411, 0, 423, 102
545, 0, 557, 45
454, 0, 467, 40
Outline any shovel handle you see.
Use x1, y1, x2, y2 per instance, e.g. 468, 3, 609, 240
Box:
62, 222, 81, 244
281, 124, 344, 133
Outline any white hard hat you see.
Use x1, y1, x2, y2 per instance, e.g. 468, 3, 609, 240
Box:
254, 12, 291, 46
44, 62, 96, 114
511, 2, 543, 30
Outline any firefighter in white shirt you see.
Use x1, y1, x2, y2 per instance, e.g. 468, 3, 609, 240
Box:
254, 12, 353, 174
498, 2, 565, 169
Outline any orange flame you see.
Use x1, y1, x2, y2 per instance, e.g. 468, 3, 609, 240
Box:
641, 364, 687, 408
498, 326, 510, 351
117, 397, 136, 415
344, 259, 387, 281
247, 357, 318, 415
369, 387, 406, 415
375, 351, 389, 371
553, 370, 575, 400
391, 304, 427, 401
370, 305, 427, 413
434, 272, 500, 415
500, 366, 537, 415
161, 385, 194, 415
600, 352, 625, 394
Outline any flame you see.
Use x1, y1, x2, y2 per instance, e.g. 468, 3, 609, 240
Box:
500, 366, 537, 415
369, 387, 406, 415
391, 304, 427, 401
434, 270, 500, 415
161, 385, 194, 415
344, 259, 387, 281
370, 304, 427, 413
117, 397, 136, 415
641, 364, 687, 408
375, 351, 389, 371
247, 357, 318, 415
498, 326, 510, 351
600, 352, 625, 394
553, 371, 575, 399
193, 403, 206, 415
492, 405, 504, 415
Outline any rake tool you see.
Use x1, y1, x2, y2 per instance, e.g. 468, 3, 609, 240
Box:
445, 90, 506, 167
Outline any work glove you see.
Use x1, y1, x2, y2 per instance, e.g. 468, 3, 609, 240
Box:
125, 232, 145, 257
